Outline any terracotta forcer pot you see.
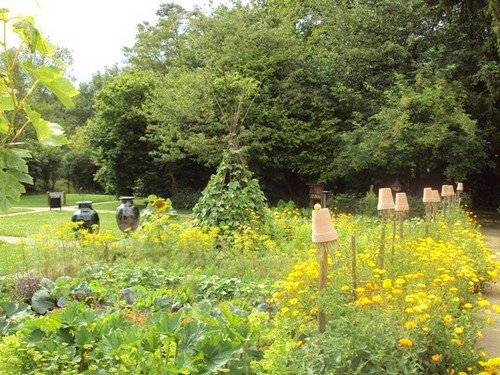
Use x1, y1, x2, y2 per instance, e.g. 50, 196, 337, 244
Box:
432, 190, 441, 203
312, 208, 338, 243
377, 188, 395, 211
423, 188, 433, 203
447, 185, 455, 196
395, 192, 409, 212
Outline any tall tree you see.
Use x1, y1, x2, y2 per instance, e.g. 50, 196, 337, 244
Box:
87, 69, 160, 195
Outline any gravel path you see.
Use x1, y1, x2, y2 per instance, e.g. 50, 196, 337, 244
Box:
481, 221, 500, 357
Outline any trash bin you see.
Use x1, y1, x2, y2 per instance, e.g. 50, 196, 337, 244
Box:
47, 192, 65, 210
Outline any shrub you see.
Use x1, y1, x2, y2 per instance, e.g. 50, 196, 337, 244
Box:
171, 187, 201, 210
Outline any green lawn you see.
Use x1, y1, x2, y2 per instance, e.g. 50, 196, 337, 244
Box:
1, 207, 34, 214
0, 211, 123, 237
15, 193, 117, 207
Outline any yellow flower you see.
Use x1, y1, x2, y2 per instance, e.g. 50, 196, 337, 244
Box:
382, 279, 392, 289
341, 285, 350, 292
418, 314, 431, 323
493, 304, 500, 313
296, 340, 303, 348
443, 315, 453, 325
451, 338, 462, 346
354, 297, 373, 307
431, 354, 441, 362
454, 326, 464, 334
398, 338, 413, 347
281, 307, 289, 314
463, 303, 473, 309
405, 321, 417, 329
477, 299, 490, 307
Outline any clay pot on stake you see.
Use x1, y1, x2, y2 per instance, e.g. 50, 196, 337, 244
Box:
431, 190, 441, 222
456, 182, 463, 207
395, 192, 409, 248
447, 185, 455, 216
423, 188, 433, 237
312, 205, 338, 333
441, 185, 454, 219
377, 188, 395, 268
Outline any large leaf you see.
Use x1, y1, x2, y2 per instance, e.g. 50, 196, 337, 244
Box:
0, 80, 15, 112
0, 148, 33, 210
0, 113, 9, 134
21, 61, 78, 107
24, 104, 68, 146
12, 16, 56, 57
0, 148, 30, 173
0, 301, 30, 318
75, 326, 93, 348
202, 338, 240, 372
0, 148, 32, 211
31, 289, 56, 315
0, 8, 9, 22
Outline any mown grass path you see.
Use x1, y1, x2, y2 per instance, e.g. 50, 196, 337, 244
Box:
481, 220, 500, 356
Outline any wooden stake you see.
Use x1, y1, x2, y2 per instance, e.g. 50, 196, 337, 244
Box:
318, 242, 329, 333
378, 210, 392, 268
391, 214, 397, 263
425, 203, 431, 237
398, 213, 404, 243
351, 236, 358, 300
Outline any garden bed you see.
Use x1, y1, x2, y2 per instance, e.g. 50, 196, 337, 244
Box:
0, 204, 498, 374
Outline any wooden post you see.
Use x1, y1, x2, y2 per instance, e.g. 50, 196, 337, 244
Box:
318, 242, 328, 333
379, 210, 390, 268
391, 214, 397, 263
398, 213, 404, 243
425, 203, 431, 237
351, 236, 358, 300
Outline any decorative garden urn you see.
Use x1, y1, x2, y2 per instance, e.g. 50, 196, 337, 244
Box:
116, 196, 140, 233
71, 201, 99, 232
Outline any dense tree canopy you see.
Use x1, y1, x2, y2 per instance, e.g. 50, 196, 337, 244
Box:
51, 0, 498, 208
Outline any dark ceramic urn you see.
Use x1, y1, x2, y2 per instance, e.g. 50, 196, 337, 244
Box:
116, 196, 140, 233
71, 201, 100, 232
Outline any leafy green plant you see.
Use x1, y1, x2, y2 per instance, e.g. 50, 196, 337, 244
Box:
0, 9, 78, 210
193, 148, 268, 232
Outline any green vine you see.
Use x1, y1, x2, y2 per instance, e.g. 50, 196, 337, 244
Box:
192, 149, 267, 232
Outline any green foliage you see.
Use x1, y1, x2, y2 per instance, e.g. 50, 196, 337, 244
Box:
171, 187, 201, 210
331, 67, 487, 182
123, 0, 498, 207
86, 69, 161, 195
0, 9, 77, 210
328, 189, 378, 217
192, 149, 267, 231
